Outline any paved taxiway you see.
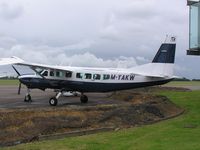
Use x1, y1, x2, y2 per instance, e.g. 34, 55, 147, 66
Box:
0, 85, 125, 109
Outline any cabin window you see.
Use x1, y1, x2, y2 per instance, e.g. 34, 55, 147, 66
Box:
56, 71, 64, 77
85, 73, 92, 79
76, 73, 83, 79
50, 70, 54, 76
56, 71, 60, 77
103, 74, 110, 80
93, 74, 101, 80
42, 70, 48, 76
60, 71, 64, 77
65, 72, 72, 78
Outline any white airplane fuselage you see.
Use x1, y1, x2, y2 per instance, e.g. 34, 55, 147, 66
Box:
18, 66, 172, 92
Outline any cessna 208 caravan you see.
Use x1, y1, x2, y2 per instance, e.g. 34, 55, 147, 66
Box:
0, 36, 176, 106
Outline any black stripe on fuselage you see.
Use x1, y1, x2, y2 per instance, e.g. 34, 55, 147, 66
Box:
20, 78, 173, 92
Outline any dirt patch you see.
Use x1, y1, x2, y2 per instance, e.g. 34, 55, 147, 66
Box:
0, 89, 184, 146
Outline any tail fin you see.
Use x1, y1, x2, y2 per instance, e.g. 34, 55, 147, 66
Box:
132, 36, 176, 78
152, 37, 176, 64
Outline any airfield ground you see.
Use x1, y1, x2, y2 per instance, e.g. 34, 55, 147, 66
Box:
0, 85, 122, 109
0, 80, 200, 149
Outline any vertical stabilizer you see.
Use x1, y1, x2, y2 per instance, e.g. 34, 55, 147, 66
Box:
132, 36, 176, 78
152, 36, 176, 64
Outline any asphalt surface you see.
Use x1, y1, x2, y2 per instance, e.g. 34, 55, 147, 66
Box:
0, 85, 125, 109
1, 84, 199, 109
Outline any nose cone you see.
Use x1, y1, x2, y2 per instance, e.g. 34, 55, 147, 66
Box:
18, 76, 31, 85
18, 74, 46, 88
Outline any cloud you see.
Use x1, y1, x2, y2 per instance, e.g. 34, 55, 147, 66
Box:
55, 53, 137, 68
0, 35, 17, 48
0, 36, 137, 68
0, 2, 24, 20
116, 0, 158, 20
136, 56, 149, 64
0, 0, 197, 79
100, 25, 120, 41
62, 40, 96, 50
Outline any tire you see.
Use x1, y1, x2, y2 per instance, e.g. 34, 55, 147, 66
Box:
80, 95, 88, 103
24, 94, 32, 102
49, 97, 58, 106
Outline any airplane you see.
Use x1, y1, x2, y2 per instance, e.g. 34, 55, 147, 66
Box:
0, 36, 176, 106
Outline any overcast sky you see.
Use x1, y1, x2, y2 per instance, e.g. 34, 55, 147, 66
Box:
0, 0, 199, 79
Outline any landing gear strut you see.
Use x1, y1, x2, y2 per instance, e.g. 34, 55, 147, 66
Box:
24, 88, 32, 102
49, 91, 89, 106
49, 91, 62, 106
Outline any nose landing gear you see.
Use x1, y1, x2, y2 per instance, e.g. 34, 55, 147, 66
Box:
24, 88, 32, 102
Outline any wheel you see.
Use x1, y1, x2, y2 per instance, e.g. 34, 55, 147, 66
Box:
49, 97, 58, 106
24, 94, 32, 102
80, 95, 88, 103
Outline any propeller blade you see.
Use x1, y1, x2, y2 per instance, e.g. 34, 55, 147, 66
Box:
18, 82, 22, 95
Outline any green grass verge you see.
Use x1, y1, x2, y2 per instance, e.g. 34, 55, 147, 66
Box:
0, 79, 19, 85
165, 81, 200, 86
2, 90, 200, 150
1, 80, 200, 86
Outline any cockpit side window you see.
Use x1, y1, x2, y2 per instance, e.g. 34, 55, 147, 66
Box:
42, 70, 48, 76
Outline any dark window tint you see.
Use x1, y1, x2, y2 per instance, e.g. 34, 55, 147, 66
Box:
85, 73, 92, 79
76, 73, 83, 79
65, 72, 72, 78
56, 71, 60, 77
43, 71, 48, 76
93, 74, 101, 80
103, 74, 110, 80
50, 70, 54, 76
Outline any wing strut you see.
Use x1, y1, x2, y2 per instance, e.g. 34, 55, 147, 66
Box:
12, 65, 22, 95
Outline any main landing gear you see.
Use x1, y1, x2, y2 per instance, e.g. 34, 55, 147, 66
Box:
80, 94, 88, 103
49, 91, 88, 106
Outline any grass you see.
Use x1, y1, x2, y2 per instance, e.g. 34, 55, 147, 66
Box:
2, 90, 200, 150
1, 79, 200, 86
165, 81, 200, 86
0, 79, 19, 85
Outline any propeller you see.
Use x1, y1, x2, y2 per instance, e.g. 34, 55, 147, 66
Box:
12, 65, 22, 95
18, 82, 22, 95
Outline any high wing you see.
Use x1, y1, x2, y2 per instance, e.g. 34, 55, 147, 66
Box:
0, 56, 174, 78
0, 56, 73, 73
0, 56, 24, 65
0, 56, 170, 78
